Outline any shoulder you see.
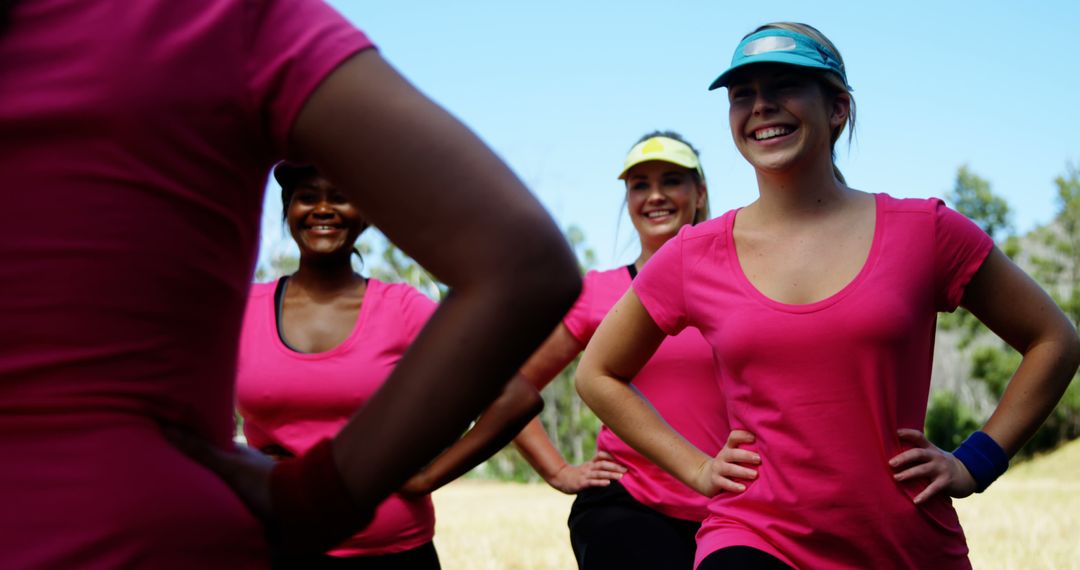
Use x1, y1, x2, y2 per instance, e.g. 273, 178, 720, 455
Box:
657, 212, 732, 268
875, 192, 944, 216
368, 278, 437, 310
583, 266, 631, 288
682, 212, 729, 243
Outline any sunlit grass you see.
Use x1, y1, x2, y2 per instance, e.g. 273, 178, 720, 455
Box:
955, 438, 1080, 570
432, 439, 1080, 569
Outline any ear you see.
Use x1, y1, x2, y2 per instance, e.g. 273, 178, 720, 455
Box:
829, 91, 851, 130
695, 182, 708, 210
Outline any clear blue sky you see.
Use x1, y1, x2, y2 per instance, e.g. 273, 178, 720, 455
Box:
260, 1, 1080, 271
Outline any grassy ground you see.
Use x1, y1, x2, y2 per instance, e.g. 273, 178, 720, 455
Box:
432, 439, 1080, 569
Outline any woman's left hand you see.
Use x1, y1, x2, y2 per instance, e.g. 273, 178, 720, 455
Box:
889, 428, 977, 504
399, 471, 432, 498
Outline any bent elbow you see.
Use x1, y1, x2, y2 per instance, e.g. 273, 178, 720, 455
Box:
495, 236, 582, 320
573, 366, 595, 405
1064, 325, 1080, 377
521, 251, 582, 317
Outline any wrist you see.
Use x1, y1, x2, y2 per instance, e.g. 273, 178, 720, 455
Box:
690, 457, 714, 496
544, 462, 569, 483
269, 438, 374, 554
952, 431, 1009, 493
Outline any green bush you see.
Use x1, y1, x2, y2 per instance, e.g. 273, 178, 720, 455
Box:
925, 390, 981, 451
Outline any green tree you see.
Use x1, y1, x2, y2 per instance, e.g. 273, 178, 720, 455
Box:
925, 390, 981, 450
364, 232, 447, 301
1031, 162, 1080, 327
949, 165, 1013, 241
950, 161, 1080, 457
1022, 162, 1080, 451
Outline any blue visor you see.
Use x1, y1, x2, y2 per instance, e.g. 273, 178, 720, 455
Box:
708, 28, 852, 91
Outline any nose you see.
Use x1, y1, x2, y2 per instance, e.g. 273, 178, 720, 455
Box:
312, 199, 335, 217
752, 89, 778, 116
645, 184, 668, 203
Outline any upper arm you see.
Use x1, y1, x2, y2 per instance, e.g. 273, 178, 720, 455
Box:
961, 247, 1076, 353
288, 50, 573, 292
578, 289, 667, 385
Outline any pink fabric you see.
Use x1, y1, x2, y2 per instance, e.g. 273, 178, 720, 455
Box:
0, 1, 372, 567
238, 279, 437, 556
564, 266, 727, 521
633, 194, 992, 569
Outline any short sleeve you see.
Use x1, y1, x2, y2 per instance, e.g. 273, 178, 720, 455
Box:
247, 0, 375, 153
933, 199, 994, 312
632, 225, 690, 335
561, 272, 594, 344
397, 284, 438, 342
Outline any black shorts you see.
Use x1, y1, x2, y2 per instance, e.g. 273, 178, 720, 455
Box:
567, 481, 700, 570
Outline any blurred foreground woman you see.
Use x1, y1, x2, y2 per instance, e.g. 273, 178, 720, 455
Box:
0, 1, 579, 567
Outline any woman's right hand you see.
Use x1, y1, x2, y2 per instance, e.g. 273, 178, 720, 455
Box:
547, 451, 627, 494
692, 429, 760, 497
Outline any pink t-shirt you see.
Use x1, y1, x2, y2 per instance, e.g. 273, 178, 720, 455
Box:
633, 194, 992, 569
0, 1, 371, 568
237, 278, 437, 556
564, 266, 727, 521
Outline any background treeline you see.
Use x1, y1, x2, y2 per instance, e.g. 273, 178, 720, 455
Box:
927, 162, 1080, 458
256, 161, 1080, 478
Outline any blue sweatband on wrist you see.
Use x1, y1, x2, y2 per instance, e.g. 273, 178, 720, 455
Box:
952, 431, 1009, 493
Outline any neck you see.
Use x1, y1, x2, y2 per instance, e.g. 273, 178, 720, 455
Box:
291, 253, 363, 294
635, 234, 669, 270
751, 154, 848, 222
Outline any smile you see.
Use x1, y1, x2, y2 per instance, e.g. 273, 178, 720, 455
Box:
753, 126, 794, 141
645, 210, 674, 219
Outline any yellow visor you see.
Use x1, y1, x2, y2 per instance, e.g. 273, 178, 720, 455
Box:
617, 136, 704, 181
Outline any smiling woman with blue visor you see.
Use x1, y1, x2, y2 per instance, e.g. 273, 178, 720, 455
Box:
576, 22, 1079, 570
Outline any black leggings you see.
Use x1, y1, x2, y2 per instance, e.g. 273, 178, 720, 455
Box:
274, 541, 441, 570
698, 546, 792, 570
568, 481, 700, 570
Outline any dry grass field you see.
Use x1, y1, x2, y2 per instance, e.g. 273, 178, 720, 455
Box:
432, 439, 1080, 569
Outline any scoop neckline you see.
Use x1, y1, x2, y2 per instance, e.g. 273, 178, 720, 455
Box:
267, 276, 375, 359
725, 193, 884, 314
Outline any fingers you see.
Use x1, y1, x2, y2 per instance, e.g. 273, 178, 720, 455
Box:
582, 477, 613, 488
589, 459, 627, 476
708, 431, 762, 495
892, 459, 939, 483
726, 429, 756, 447
896, 428, 931, 447
888, 447, 934, 470
912, 477, 948, 505
720, 447, 761, 465
711, 476, 748, 493
719, 459, 759, 480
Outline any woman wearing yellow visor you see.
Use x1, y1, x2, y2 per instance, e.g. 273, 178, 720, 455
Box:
501, 131, 749, 569
386, 132, 745, 567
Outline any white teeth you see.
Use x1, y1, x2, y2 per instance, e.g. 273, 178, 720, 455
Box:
310, 225, 338, 230
754, 126, 792, 140
646, 210, 672, 218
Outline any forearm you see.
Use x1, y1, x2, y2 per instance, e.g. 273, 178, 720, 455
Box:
333, 280, 576, 509
288, 50, 582, 513
983, 330, 1080, 455
575, 372, 711, 494
512, 417, 570, 483
409, 376, 544, 493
